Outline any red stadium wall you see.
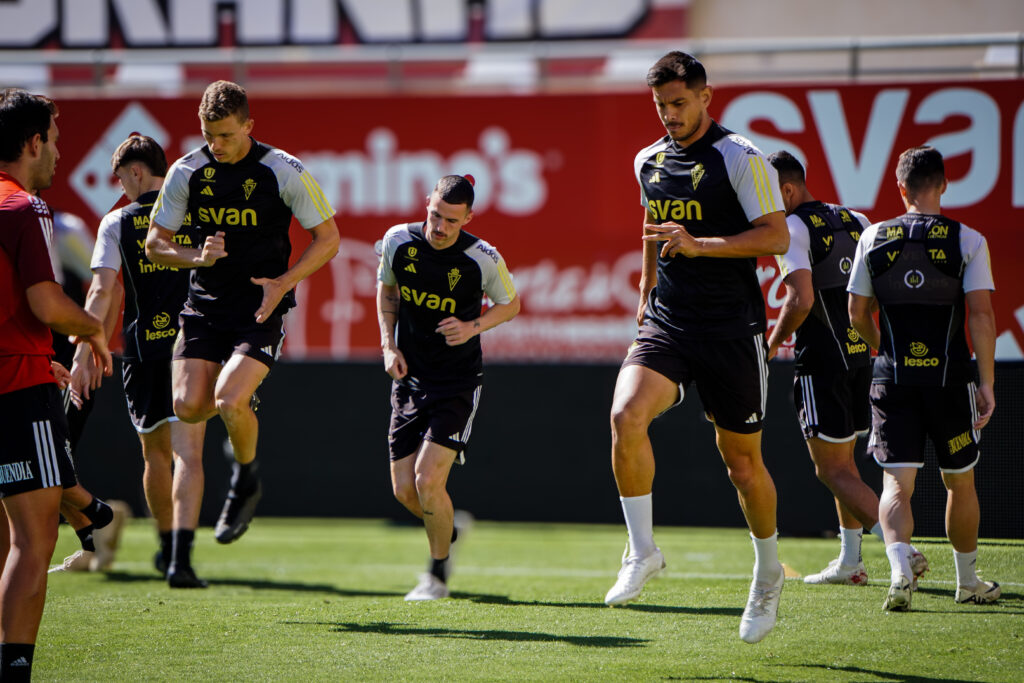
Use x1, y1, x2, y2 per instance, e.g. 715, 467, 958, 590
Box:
44, 79, 1024, 360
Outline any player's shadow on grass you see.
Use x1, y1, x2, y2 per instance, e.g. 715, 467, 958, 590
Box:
308, 621, 648, 648
451, 591, 744, 615
786, 663, 976, 682
900, 586, 1024, 614
101, 572, 407, 598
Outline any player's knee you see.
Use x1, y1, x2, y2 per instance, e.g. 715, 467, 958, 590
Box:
174, 396, 210, 423
725, 462, 757, 492
392, 480, 418, 508
610, 403, 647, 440
413, 469, 443, 496
214, 392, 248, 419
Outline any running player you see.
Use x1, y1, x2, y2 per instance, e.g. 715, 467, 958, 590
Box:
766, 150, 928, 586
71, 135, 208, 587
606, 52, 789, 644
0, 88, 112, 682
377, 175, 519, 601
146, 81, 339, 544
848, 146, 999, 611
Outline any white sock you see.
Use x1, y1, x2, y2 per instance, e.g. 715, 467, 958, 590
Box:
620, 494, 656, 558
838, 527, 863, 566
953, 549, 979, 587
751, 531, 781, 583
885, 542, 912, 584
868, 523, 886, 542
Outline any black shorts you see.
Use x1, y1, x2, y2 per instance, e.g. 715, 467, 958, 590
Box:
122, 358, 177, 433
794, 365, 871, 442
173, 309, 285, 370
388, 380, 482, 464
622, 324, 767, 434
868, 381, 981, 473
0, 383, 78, 498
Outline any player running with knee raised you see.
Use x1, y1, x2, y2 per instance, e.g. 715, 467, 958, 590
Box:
377, 175, 519, 601
146, 81, 339, 544
71, 135, 209, 587
606, 52, 789, 644
848, 146, 999, 611
766, 150, 928, 587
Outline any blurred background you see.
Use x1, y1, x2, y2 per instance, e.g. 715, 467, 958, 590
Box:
3, 0, 1022, 537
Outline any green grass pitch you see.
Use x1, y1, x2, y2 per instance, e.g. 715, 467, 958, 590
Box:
40, 519, 1023, 681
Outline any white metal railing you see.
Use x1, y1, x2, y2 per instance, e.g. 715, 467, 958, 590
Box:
1, 32, 1021, 92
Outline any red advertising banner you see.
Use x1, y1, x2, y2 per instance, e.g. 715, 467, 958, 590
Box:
43, 79, 1024, 361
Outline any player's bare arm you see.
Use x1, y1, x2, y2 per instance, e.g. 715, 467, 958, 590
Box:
966, 288, 996, 429
251, 217, 339, 323
71, 267, 119, 400
643, 210, 788, 259
637, 209, 658, 326
376, 281, 407, 379
848, 292, 880, 351
436, 295, 521, 347
24, 280, 113, 377
145, 222, 227, 268
766, 268, 813, 360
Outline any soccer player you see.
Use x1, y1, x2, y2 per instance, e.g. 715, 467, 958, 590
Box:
766, 150, 928, 587
377, 175, 519, 601
605, 52, 789, 644
0, 88, 112, 682
146, 81, 339, 544
71, 135, 209, 587
848, 146, 999, 611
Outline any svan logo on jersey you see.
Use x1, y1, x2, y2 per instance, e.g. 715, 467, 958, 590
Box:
198, 206, 258, 226
399, 286, 455, 313
648, 199, 702, 223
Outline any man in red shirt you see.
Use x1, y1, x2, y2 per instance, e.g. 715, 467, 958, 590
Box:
0, 88, 112, 681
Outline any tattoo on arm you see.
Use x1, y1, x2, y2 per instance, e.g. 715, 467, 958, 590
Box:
473, 320, 480, 329
422, 509, 434, 516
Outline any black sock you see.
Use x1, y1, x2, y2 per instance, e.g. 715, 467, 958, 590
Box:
429, 556, 449, 583
451, 527, 458, 544
159, 531, 173, 570
231, 460, 259, 492
79, 497, 114, 529
171, 529, 195, 570
76, 524, 97, 552
0, 643, 34, 682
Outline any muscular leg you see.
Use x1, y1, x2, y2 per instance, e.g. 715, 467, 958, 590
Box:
879, 468, 917, 545
171, 420, 207, 530
214, 355, 269, 466
609, 365, 678, 497
716, 427, 776, 539
391, 454, 423, 519
138, 425, 174, 533
806, 437, 879, 530
941, 469, 979, 553
172, 358, 220, 424
0, 487, 61, 643
413, 442, 458, 561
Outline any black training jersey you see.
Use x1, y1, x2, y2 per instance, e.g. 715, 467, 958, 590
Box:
848, 213, 994, 387
634, 121, 784, 340
151, 139, 334, 326
777, 201, 872, 374
92, 190, 196, 361
378, 222, 516, 390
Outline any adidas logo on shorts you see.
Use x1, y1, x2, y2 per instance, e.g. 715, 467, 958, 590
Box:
745, 413, 759, 424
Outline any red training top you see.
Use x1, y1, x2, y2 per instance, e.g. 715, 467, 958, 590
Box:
0, 171, 57, 394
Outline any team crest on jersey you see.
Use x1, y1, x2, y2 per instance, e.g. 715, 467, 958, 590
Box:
203, 167, 215, 181
691, 163, 705, 190
840, 256, 853, 274
407, 247, 418, 260
655, 152, 666, 167
904, 269, 924, 288
448, 267, 461, 291
242, 179, 256, 200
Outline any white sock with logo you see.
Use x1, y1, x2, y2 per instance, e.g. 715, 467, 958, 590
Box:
620, 494, 656, 559
953, 549, 979, 587
885, 542, 913, 584
838, 526, 863, 566
751, 531, 781, 584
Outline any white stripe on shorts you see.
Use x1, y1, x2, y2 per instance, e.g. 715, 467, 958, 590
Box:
32, 420, 59, 488
755, 333, 767, 417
